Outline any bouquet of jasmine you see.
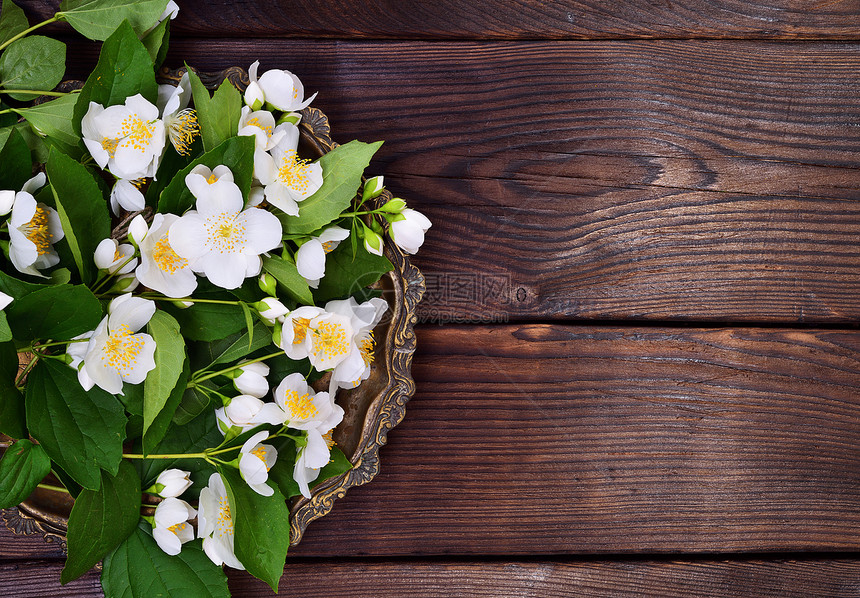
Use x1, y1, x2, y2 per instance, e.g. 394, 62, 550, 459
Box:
0, 1, 430, 595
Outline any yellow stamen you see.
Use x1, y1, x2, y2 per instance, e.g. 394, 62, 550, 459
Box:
277, 150, 312, 193
251, 445, 272, 471
322, 431, 335, 450
292, 317, 311, 343
359, 331, 375, 367
246, 117, 273, 136
321, 241, 336, 254
22, 206, 54, 256
101, 137, 119, 158
120, 115, 156, 152
207, 174, 217, 184
152, 237, 188, 274
166, 109, 199, 156
311, 321, 349, 361
204, 212, 246, 253
130, 177, 147, 190
167, 522, 188, 534
284, 389, 317, 420
216, 497, 233, 537
101, 324, 145, 374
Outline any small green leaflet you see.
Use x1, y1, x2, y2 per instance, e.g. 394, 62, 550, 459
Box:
0, 36, 66, 101
206, 321, 273, 368
58, 0, 169, 41
142, 311, 185, 452
61, 460, 140, 583
71, 20, 158, 134
187, 68, 241, 152
46, 148, 111, 284
141, 14, 170, 68
0, 341, 25, 439
0, 439, 51, 509
219, 466, 291, 592
0, 127, 30, 191
312, 241, 393, 304
25, 360, 127, 490
14, 95, 81, 158
0, 0, 29, 47
281, 140, 383, 235
102, 524, 231, 598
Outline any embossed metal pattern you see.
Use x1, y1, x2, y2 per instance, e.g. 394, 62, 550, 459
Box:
2, 68, 424, 549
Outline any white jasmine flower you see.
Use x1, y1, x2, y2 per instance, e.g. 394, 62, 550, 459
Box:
238, 430, 277, 497
132, 213, 197, 298
256, 64, 317, 112
238, 106, 286, 180
232, 361, 269, 398
328, 297, 388, 390
214, 394, 285, 437
293, 430, 336, 499
152, 497, 196, 556
253, 296, 288, 326
8, 175, 64, 277
153, 468, 193, 498
198, 473, 244, 570
81, 95, 165, 180
278, 306, 324, 360
168, 178, 282, 290
305, 310, 355, 372
295, 226, 349, 288
94, 238, 137, 274
390, 208, 432, 255
66, 330, 94, 390
244, 61, 265, 110
184, 164, 234, 201
109, 178, 146, 216
256, 123, 322, 216
273, 373, 342, 432
157, 72, 198, 156
80, 294, 157, 395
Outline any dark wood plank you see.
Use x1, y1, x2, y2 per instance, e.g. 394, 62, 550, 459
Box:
16, 0, 860, 40
230, 559, 860, 597
143, 39, 860, 323
285, 325, 860, 556
0, 519, 66, 560
1, 558, 858, 598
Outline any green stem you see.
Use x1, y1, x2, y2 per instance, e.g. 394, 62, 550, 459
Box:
37, 483, 70, 494
190, 350, 283, 385
23, 338, 89, 352
15, 354, 40, 389
123, 452, 206, 460
143, 295, 242, 306
340, 210, 376, 217
0, 15, 60, 53
0, 89, 71, 97
91, 252, 139, 294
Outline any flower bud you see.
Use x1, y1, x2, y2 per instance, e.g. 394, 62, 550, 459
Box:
362, 176, 385, 201
244, 82, 265, 110
276, 112, 302, 126
233, 361, 270, 398
253, 296, 289, 325
107, 273, 139, 293
224, 394, 266, 427
272, 324, 282, 346
258, 272, 277, 296
154, 469, 192, 498
378, 197, 406, 213
94, 239, 119, 271
0, 190, 15, 216
363, 226, 384, 256
171, 299, 193, 309
390, 208, 432, 255
128, 214, 149, 248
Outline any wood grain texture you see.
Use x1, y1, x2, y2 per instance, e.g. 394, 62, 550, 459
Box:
282, 324, 860, 556
0, 562, 100, 597
0, 522, 65, 560
229, 559, 860, 597
16, 0, 860, 40
155, 40, 860, 323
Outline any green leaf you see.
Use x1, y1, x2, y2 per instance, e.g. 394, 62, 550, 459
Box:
262, 254, 314, 305
137, 409, 220, 491
102, 524, 231, 598
172, 382, 213, 426
219, 466, 290, 591
145, 142, 198, 208
14, 95, 81, 158
46, 147, 111, 283
0, 121, 48, 162
26, 359, 127, 490
58, 0, 169, 41
0, 268, 47, 299
0, 343, 25, 438
0, 127, 31, 191
239, 301, 254, 350
62, 460, 140, 583
266, 438, 299, 498
6, 283, 102, 341
156, 135, 255, 214
0, 311, 10, 342
72, 20, 157, 135
282, 140, 383, 235
140, 14, 170, 69
142, 311, 185, 448
163, 300, 247, 342
312, 241, 393, 304
0, 36, 66, 101
207, 321, 273, 367
0, 439, 51, 509
142, 358, 188, 454
0, 0, 28, 48
187, 69, 241, 152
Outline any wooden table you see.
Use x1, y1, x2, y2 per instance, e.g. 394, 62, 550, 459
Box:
2, 1, 860, 596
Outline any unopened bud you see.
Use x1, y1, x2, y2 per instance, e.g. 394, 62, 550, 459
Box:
378, 197, 406, 213
244, 82, 265, 110
107, 274, 139, 293
277, 111, 302, 126
362, 176, 385, 201
258, 272, 277, 296
362, 226, 383, 257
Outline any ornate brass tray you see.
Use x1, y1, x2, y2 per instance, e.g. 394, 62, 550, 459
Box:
2, 67, 425, 550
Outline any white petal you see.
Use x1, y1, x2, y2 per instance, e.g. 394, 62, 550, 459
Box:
94, 239, 118, 270
195, 179, 244, 217
238, 207, 283, 254
120, 333, 156, 385
21, 172, 46, 195
303, 430, 331, 469
296, 239, 325, 281
168, 212, 209, 262
107, 295, 155, 333
0, 292, 11, 311
196, 251, 249, 289
153, 527, 183, 555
